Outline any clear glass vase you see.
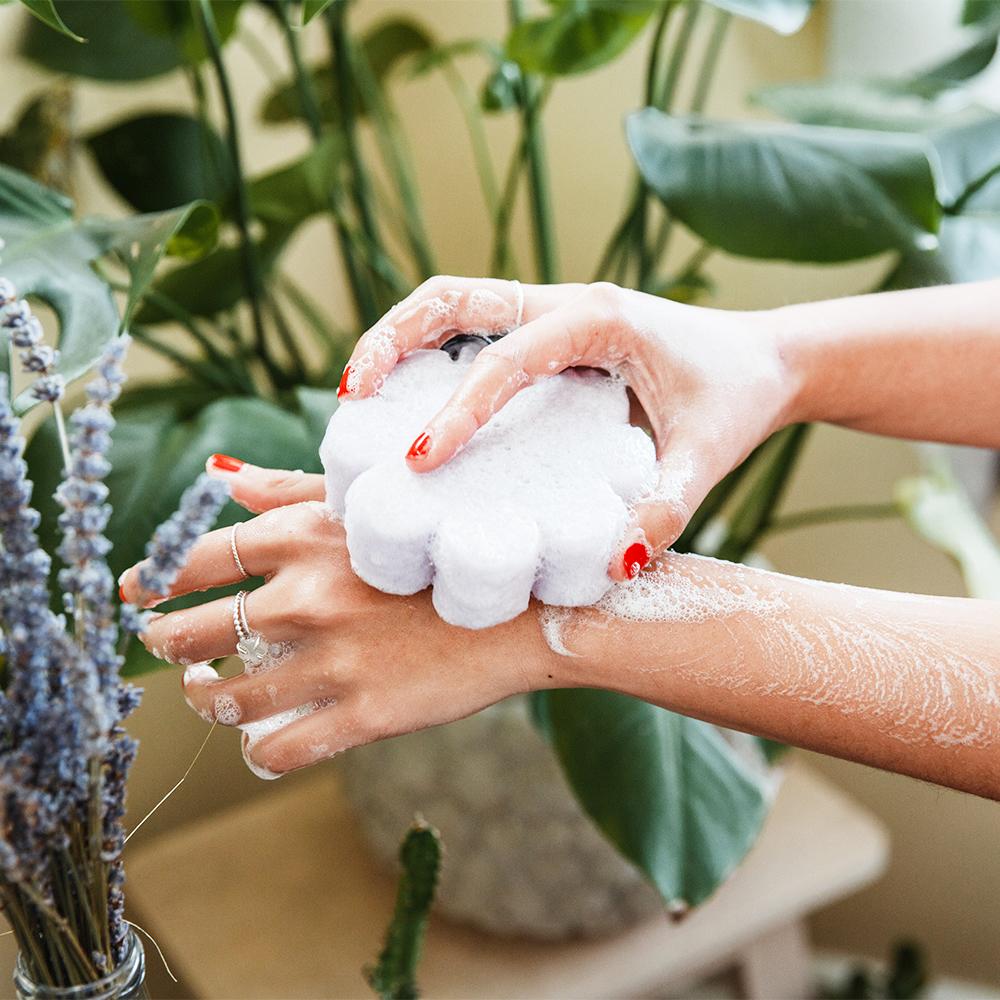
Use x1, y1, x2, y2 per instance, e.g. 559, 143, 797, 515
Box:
12, 929, 148, 1000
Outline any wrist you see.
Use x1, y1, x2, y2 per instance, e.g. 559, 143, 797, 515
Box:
749, 303, 819, 428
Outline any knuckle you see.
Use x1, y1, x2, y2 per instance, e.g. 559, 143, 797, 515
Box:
586, 281, 623, 310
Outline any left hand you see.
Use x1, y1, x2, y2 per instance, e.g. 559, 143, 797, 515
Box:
120, 461, 564, 777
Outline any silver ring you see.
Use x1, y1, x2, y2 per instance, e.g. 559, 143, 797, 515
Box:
233, 590, 268, 669
230, 522, 249, 580
510, 279, 524, 327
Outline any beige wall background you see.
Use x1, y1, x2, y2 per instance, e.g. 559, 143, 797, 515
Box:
2, 0, 999, 987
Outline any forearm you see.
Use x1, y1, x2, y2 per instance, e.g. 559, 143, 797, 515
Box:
540, 554, 1000, 799
766, 279, 1000, 447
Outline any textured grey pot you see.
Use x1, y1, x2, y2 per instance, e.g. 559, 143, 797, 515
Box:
339, 696, 775, 940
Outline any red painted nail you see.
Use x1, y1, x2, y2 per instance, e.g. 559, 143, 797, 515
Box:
209, 453, 244, 473
623, 542, 651, 580
337, 365, 352, 398
407, 432, 431, 460
119, 583, 127, 603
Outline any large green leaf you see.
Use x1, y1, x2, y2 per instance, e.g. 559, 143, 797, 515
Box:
896, 463, 1000, 600
929, 115, 1000, 208
0, 85, 75, 193
16, 0, 83, 41
753, 33, 997, 133
87, 113, 233, 214
25, 388, 326, 675
505, 1, 656, 76
135, 134, 342, 323
963, 0, 1000, 27
18, 0, 241, 79
260, 18, 433, 124
627, 109, 940, 262
536, 689, 771, 910
294, 386, 339, 443
704, 0, 813, 35
0, 164, 218, 411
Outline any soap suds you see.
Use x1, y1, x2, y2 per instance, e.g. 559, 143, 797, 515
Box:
238, 700, 329, 780
539, 553, 999, 751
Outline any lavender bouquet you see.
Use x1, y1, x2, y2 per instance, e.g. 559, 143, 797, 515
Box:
0, 278, 228, 994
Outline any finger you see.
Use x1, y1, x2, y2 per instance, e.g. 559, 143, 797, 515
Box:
245, 699, 372, 776
405, 285, 624, 472
139, 586, 294, 665
205, 456, 325, 513
181, 656, 338, 727
120, 502, 329, 606
608, 442, 716, 581
343, 277, 582, 399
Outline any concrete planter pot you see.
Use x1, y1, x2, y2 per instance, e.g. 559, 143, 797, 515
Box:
340, 696, 775, 940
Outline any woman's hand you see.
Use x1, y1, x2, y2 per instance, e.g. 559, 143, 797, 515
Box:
119, 463, 567, 777
340, 277, 796, 579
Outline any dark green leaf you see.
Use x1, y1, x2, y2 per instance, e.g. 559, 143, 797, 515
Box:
906, 31, 998, 96
963, 0, 1000, 27
87, 113, 233, 213
16, 0, 84, 42
752, 77, 984, 132
539, 689, 770, 910
22, 389, 326, 675
704, 0, 813, 35
0, 165, 217, 411
627, 109, 940, 262
260, 18, 433, 123
19, 0, 184, 80
294, 386, 339, 443
481, 61, 522, 113
929, 115, 1000, 208
121, 0, 243, 65
505, 1, 656, 76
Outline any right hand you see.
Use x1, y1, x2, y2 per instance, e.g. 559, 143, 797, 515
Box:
339, 277, 797, 580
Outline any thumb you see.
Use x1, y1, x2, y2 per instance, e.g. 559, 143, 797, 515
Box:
205, 454, 326, 513
609, 445, 711, 582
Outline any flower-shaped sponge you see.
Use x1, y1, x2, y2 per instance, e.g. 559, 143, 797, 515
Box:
320, 346, 658, 629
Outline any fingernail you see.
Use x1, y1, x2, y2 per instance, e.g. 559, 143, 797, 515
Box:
183, 663, 220, 686
407, 432, 431, 460
210, 453, 244, 473
337, 365, 352, 398
623, 542, 651, 580
118, 583, 127, 602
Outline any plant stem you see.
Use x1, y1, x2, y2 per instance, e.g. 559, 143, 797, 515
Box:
490, 135, 529, 278
657, 0, 699, 110
351, 43, 437, 279
767, 502, 900, 535
276, 0, 377, 327
325, 1, 388, 312
690, 8, 731, 115
509, 0, 558, 283
195, 0, 270, 361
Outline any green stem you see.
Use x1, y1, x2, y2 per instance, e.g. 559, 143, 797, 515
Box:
715, 425, 811, 563
658, 0, 699, 110
276, 0, 377, 326
510, 0, 558, 283
195, 0, 270, 360
266, 292, 308, 384
690, 8, 731, 115
490, 135, 529, 278
325, 1, 387, 309
130, 327, 235, 391
766, 502, 899, 535
351, 42, 437, 279
644, 3, 675, 106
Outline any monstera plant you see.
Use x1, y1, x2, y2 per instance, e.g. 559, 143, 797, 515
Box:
4, 0, 1000, 916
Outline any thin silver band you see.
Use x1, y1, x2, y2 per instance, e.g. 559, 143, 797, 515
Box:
511, 279, 524, 328
230, 522, 249, 580
233, 589, 268, 669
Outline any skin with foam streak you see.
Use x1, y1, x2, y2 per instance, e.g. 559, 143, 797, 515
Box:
119, 277, 1000, 796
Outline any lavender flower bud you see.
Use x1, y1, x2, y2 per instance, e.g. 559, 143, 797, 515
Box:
139, 475, 230, 597
10, 315, 43, 349
30, 373, 65, 403
0, 276, 15, 308
20, 343, 58, 372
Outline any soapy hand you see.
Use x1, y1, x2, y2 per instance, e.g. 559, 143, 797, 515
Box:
120, 464, 565, 777
341, 277, 794, 579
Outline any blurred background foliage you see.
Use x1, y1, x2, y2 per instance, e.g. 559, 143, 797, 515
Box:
3, 0, 1000, 920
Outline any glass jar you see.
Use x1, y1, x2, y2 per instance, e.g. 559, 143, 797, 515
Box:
13, 928, 147, 1000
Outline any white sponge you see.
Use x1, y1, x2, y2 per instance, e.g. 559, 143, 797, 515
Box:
320, 346, 657, 628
